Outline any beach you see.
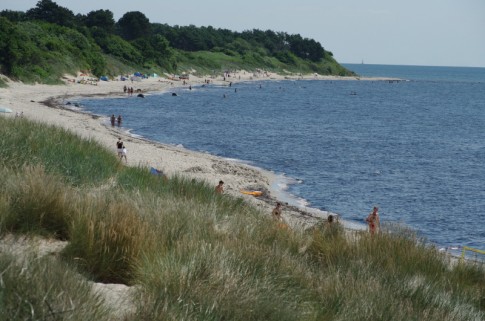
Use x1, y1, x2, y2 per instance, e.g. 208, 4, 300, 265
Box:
0, 71, 360, 229
2, 70, 478, 319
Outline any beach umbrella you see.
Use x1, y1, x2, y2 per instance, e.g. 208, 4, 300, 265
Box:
0, 107, 13, 113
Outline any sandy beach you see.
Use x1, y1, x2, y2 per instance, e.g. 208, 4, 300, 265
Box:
1, 71, 365, 229
2, 71, 467, 319
1, 72, 341, 316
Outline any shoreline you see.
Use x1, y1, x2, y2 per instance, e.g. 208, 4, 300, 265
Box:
0, 71, 394, 229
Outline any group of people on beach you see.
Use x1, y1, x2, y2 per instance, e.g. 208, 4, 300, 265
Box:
123, 85, 135, 96
110, 114, 122, 127
215, 179, 380, 234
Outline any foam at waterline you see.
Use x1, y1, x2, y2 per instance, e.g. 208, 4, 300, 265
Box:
222, 157, 254, 166
125, 128, 143, 139
271, 173, 368, 230
270, 173, 309, 208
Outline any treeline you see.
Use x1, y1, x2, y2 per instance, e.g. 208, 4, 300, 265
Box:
0, 0, 353, 83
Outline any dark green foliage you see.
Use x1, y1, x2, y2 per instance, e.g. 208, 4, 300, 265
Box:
0, 19, 107, 81
0, 10, 27, 22
92, 30, 143, 65
116, 11, 151, 41
0, 1, 354, 83
83, 9, 115, 32
26, 0, 76, 27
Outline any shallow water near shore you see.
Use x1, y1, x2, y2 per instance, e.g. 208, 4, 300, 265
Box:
78, 65, 485, 250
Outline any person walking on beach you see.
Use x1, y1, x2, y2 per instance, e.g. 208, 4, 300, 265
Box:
366, 206, 380, 235
215, 180, 224, 194
272, 202, 283, 221
116, 138, 124, 159
120, 145, 127, 163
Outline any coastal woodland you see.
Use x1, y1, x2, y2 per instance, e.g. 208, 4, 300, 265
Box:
0, 0, 353, 84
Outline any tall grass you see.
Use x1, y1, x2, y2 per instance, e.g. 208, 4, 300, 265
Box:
0, 252, 109, 320
0, 116, 484, 320
0, 117, 119, 186
0, 166, 73, 239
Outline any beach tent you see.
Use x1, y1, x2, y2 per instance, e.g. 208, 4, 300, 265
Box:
134, 72, 142, 77
150, 73, 158, 78
0, 107, 13, 113
100, 76, 109, 81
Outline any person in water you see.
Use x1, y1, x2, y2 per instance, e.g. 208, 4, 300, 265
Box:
215, 180, 224, 194
366, 206, 380, 235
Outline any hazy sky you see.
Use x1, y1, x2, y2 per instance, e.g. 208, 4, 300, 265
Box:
2, 0, 484, 67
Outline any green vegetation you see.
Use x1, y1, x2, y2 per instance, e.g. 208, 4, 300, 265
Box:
0, 114, 484, 320
0, 252, 110, 320
0, 0, 354, 84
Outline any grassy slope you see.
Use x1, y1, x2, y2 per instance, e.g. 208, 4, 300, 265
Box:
0, 117, 483, 321
175, 50, 354, 77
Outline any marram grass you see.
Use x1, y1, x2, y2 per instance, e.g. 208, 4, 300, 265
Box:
0, 252, 110, 321
0, 116, 484, 320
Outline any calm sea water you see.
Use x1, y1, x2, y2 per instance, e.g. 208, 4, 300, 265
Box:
78, 64, 485, 250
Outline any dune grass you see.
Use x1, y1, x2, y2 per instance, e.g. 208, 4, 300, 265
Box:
0, 252, 110, 320
0, 116, 484, 320
0, 117, 119, 186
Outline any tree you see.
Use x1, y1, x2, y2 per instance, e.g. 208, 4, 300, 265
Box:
0, 10, 27, 22
26, 0, 75, 27
287, 34, 324, 62
0, 17, 15, 74
84, 9, 115, 33
117, 11, 151, 41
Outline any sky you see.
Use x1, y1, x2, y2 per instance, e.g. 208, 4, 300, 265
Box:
2, 0, 485, 67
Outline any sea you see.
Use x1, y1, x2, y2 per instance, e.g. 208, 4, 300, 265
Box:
76, 64, 485, 252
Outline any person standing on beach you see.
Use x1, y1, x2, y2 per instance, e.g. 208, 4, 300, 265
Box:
110, 114, 116, 126
215, 180, 224, 194
117, 115, 122, 126
121, 145, 127, 163
366, 206, 380, 235
272, 202, 283, 221
116, 138, 124, 159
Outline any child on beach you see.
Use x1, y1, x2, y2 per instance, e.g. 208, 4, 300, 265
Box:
121, 146, 127, 163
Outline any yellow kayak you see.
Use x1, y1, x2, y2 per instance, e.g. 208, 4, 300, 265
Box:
240, 190, 263, 197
